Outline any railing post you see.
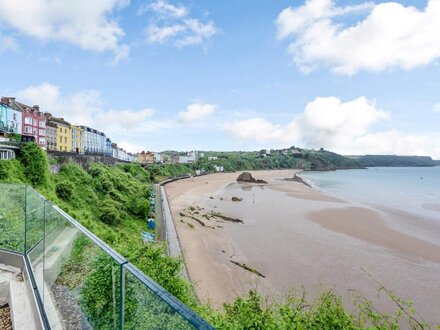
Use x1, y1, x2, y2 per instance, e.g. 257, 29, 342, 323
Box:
24, 184, 27, 254
119, 262, 127, 330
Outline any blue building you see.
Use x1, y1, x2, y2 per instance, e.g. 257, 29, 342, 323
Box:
105, 137, 112, 156
0, 97, 22, 135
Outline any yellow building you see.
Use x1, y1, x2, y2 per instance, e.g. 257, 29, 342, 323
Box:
71, 125, 85, 154
47, 116, 72, 152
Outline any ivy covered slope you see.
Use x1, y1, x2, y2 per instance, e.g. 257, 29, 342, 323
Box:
0, 143, 434, 329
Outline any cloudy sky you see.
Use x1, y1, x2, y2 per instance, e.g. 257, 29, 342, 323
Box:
1, 0, 440, 158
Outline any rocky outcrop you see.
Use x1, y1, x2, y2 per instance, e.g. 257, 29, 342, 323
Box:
236, 172, 268, 184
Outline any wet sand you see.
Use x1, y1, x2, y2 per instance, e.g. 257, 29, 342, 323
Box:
164, 170, 440, 324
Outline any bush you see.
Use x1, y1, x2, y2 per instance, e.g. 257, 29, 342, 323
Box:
99, 203, 122, 226
55, 181, 74, 200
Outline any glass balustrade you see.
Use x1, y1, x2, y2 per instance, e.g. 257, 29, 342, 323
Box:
0, 183, 212, 330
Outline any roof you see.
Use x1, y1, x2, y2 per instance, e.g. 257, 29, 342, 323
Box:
46, 121, 58, 128
47, 116, 70, 126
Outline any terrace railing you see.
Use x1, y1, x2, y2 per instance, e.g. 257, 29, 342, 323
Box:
0, 183, 213, 330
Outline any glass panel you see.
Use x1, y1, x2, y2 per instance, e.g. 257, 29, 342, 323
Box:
43, 205, 121, 329
0, 183, 25, 252
25, 186, 46, 253
123, 267, 196, 330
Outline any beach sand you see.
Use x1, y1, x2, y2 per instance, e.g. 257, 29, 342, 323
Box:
164, 170, 440, 324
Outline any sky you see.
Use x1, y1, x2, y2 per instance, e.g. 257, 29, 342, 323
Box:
1, 0, 440, 158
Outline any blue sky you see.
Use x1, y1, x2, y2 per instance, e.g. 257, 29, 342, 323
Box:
1, 0, 439, 157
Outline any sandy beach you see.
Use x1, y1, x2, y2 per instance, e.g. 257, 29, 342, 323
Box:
164, 170, 440, 324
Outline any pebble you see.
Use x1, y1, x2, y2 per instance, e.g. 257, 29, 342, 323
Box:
0, 305, 12, 330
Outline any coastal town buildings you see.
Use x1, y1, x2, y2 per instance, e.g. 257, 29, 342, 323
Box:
154, 152, 163, 163
46, 121, 58, 151
105, 138, 112, 156
7, 106, 22, 136
138, 151, 155, 164
47, 116, 71, 152
1, 97, 23, 137
20, 104, 46, 148
80, 126, 106, 154
215, 165, 224, 172
0, 95, 151, 164
0, 103, 7, 134
71, 125, 85, 154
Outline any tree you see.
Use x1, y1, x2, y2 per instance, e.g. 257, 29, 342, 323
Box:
19, 142, 49, 187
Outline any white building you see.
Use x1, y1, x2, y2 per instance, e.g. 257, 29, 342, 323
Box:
154, 152, 163, 163
80, 126, 106, 154
178, 155, 192, 163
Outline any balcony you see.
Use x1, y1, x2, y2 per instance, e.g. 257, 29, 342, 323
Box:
0, 183, 213, 329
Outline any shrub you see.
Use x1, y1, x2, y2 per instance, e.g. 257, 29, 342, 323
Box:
55, 181, 74, 200
99, 203, 122, 226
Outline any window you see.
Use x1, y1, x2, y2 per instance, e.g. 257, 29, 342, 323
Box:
25, 126, 32, 134
13, 114, 17, 121
39, 137, 46, 145
25, 116, 32, 125
39, 121, 45, 128
65, 128, 67, 133
60, 136, 62, 143
32, 128, 37, 135
65, 137, 67, 143
33, 119, 37, 126
39, 129, 46, 136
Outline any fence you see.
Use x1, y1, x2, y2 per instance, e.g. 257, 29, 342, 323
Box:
0, 183, 213, 329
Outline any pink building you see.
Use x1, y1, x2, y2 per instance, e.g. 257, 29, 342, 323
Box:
20, 103, 46, 148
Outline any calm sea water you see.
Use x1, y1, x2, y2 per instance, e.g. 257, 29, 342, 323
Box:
300, 167, 440, 222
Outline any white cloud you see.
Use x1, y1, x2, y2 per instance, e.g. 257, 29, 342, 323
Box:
353, 130, 440, 158
143, 0, 219, 47
223, 118, 287, 143
276, 0, 440, 75
0, 0, 129, 62
148, 0, 188, 18
0, 33, 18, 52
117, 141, 146, 153
434, 103, 440, 113
146, 24, 186, 44
178, 103, 217, 123
224, 96, 440, 158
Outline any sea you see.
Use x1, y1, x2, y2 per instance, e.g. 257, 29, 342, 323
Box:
300, 167, 440, 226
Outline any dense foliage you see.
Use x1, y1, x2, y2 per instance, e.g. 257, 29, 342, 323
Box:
19, 142, 50, 186
0, 143, 435, 329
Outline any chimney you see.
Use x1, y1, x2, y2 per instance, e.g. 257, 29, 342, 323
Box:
33, 105, 40, 111
1, 97, 8, 104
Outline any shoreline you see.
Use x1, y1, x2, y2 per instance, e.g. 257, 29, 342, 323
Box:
164, 169, 440, 323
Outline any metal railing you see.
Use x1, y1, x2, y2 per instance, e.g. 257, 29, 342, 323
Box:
0, 183, 213, 330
